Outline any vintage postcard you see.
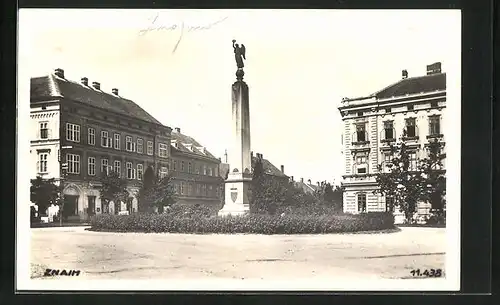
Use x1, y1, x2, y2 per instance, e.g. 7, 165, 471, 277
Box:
17, 9, 461, 291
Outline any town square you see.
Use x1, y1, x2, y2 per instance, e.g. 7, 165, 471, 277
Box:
17, 9, 461, 290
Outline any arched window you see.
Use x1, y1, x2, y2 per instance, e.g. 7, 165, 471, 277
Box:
357, 193, 367, 213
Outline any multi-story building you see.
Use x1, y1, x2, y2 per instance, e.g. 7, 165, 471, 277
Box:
30, 69, 221, 221
219, 152, 289, 184
169, 128, 223, 207
338, 62, 446, 222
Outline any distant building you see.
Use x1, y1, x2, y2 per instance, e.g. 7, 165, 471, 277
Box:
219, 152, 288, 182
338, 62, 446, 222
30, 69, 221, 221
292, 178, 320, 195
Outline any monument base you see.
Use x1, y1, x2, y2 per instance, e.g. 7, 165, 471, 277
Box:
218, 172, 252, 217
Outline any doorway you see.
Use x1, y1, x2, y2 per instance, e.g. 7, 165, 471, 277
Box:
87, 196, 96, 217
63, 195, 78, 220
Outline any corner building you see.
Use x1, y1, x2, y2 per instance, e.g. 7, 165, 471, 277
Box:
30, 69, 221, 221
338, 63, 446, 223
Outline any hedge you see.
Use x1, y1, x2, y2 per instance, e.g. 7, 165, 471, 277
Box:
89, 211, 395, 234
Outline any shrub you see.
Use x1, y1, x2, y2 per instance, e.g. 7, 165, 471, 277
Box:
89, 211, 394, 234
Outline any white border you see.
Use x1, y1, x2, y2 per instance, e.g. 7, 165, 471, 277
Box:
16, 9, 461, 292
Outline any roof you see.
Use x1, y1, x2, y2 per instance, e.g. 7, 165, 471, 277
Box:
374, 72, 446, 99
30, 74, 162, 125
170, 131, 218, 161
293, 181, 317, 194
219, 157, 288, 178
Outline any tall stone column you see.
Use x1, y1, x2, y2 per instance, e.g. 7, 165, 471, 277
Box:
219, 69, 252, 216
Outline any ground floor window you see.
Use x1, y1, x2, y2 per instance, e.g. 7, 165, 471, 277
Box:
357, 193, 367, 213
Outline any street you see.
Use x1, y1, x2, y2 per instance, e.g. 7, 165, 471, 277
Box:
30, 227, 446, 281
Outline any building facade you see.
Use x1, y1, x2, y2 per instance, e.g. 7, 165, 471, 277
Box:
338, 62, 446, 222
30, 69, 222, 221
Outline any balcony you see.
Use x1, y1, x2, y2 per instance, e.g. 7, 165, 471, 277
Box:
351, 131, 370, 146
380, 128, 396, 144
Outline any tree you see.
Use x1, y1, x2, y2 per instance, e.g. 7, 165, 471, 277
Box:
30, 176, 59, 216
374, 135, 425, 223
136, 173, 177, 213
249, 157, 288, 214
419, 138, 447, 222
97, 170, 129, 214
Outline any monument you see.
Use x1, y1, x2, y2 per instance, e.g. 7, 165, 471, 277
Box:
218, 40, 251, 217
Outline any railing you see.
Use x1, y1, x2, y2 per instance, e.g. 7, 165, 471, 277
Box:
351, 131, 370, 145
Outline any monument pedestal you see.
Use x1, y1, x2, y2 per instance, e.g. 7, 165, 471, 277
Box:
218, 172, 252, 217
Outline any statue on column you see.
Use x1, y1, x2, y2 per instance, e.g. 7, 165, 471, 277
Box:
232, 40, 246, 69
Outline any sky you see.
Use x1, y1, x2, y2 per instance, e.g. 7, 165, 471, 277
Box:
18, 9, 461, 184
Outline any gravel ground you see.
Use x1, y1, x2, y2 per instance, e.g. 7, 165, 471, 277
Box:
30, 227, 446, 281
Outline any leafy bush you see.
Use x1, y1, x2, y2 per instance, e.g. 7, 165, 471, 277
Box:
89, 211, 394, 234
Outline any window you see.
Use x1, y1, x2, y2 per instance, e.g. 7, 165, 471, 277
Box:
159, 143, 168, 157
429, 115, 441, 136
159, 166, 168, 179
137, 164, 144, 180
101, 131, 111, 147
386, 196, 395, 212
385, 107, 392, 113
355, 155, 368, 174
173, 160, 177, 171
180, 182, 185, 195
66, 154, 80, 174
215, 167, 219, 177
208, 167, 213, 176
39, 122, 49, 139
137, 138, 143, 154
209, 185, 213, 196
409, 151, 418, 171
114, 160, 121, 178
180, 161, 185, 172
357, 193, 367, 213
430, 100, 438, 108
357, 111, 363, 117
202, 184, 207, 196
355, 124, 366, 142
126, 162, 136, 179
88, 128, 95, 145
407, 104, 414, 111
405, 118, 416, 137
188, 162, 192, 173
203, 165, 207, 175
147, 141, 153, 155
114, 134, 121, 150
38, 153, 48, 173
126, 136, 133, 151
197, 184, 201, 195
88, 157, 96, 176
383, 121, 394, 140
188, 183, 193, 195
66, 123, 80, 143
101, 158, 109, 175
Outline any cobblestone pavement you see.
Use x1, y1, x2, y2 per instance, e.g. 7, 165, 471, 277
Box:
30, 227, 446, 281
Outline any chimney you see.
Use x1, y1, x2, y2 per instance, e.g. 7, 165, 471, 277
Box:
92, 82, 101, 90
54, 68, 64, 78
317, 182, 320, 187
112, 88, 119, 95
301, 178, 304, 183
175, 127, 181, 133
308, 179, 311, 184
426, 62, 442, 75
260, 153, 264, 159
402, 69, 408, 79
280, 165, 284, 173
81, 77, 88, 86
218, 157, 221, 161
290, 176, 294, 182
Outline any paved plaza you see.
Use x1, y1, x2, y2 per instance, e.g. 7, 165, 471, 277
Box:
30, 227, 445, 281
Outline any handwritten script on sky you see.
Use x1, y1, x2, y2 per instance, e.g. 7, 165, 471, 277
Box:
138, 13, 229, 53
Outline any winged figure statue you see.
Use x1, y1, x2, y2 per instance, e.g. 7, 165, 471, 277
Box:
232, 39, 246, 69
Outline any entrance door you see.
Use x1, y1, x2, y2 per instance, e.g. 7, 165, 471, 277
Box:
88, 196, 96, 217
63, 195, 78, 219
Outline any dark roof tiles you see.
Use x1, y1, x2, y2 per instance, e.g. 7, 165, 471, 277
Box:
31, 74, 162, 125
374, 73, 446, 99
